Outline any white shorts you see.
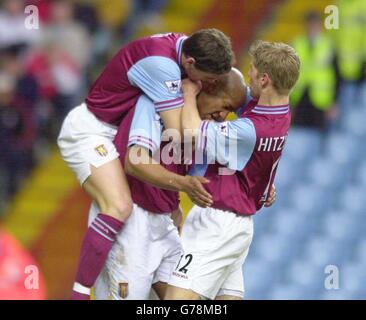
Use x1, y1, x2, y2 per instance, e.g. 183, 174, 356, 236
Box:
169, 206, 253, 300
89, 202, 182, 300
57, 103, 119, 185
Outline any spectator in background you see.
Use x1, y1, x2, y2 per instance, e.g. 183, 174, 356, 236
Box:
291, 11, 337, 132
0, 0, 40, 51
44, 0, 91, 113
45, 0, 91, 70
2, 48, 39, 109
335, 0, 366, 116
25, 0, 53, 24
26, 39, 83, 140
0, 72, 36, 200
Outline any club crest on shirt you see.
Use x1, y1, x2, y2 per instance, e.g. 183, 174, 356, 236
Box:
95, 144, 108, 157
218, 122, 229, 136
165, 80, 181, 94
119, 282, 129, 299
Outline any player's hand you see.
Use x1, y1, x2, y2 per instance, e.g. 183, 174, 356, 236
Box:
182, 78, 202, 96
264, 184, 276, 207
182, 176, 213, 208
171, 206, 183, 233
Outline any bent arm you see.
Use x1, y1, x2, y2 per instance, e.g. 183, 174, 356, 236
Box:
125, 145, 213, 207
125, 145, 186, 192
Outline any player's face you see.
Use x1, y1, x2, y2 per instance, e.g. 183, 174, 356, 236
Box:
196, 91, 235, 122
186, 67, 220, 84
248, 63, 261, 99
183, 62, 226, 93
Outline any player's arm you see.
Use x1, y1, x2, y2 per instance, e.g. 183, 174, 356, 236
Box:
181, 79, 202, 135
127, 56, 186, 133
198, 117, 257, 171
158, 108, 182, 135
125, 147, 212, 207
123, 94, 212, 207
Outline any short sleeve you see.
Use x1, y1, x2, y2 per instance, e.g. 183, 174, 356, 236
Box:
127, 56, 184, 112
128, 95, 162, 154
196, 118, 256, 171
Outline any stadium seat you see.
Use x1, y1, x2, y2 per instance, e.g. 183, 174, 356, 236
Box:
322, 210, 363, 243
284, 128, 322, 162
286, 258, 327, 292
343, 109, 366, 138
332, 261, 366, 298
320, 289, 355, 300
276, 160, 299, 190
290, 183, 330, 215
244, 258, 281, 296
355, 161, 366, 186
302, 236, 350, 267
268, 208, 308, 242
324, 132, 361, 165
254, 233, 299, 263
355, 238, 366, 265
337, 185, 364, 215
307, 156, 348, 190
267, 283, 318, 300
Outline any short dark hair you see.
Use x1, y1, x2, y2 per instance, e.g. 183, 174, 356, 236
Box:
182, 28, 234, 75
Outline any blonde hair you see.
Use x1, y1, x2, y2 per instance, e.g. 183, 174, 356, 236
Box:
249, 40, 300, 95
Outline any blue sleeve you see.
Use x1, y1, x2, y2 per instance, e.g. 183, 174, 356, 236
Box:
235, 86, 253, 117
127, 56, 184, 112
196, 118, 256, 171
128, 95, 162, 154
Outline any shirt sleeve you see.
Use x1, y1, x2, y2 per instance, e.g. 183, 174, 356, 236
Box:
196, 117, 256, 171
128, 95, 162, 154
127, 56, 184, 112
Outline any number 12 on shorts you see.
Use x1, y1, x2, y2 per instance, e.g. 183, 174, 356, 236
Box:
175, 254, 193, 274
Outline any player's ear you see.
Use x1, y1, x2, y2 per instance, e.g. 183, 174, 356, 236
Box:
261, 73, 270, 87
186, 56, 196, 66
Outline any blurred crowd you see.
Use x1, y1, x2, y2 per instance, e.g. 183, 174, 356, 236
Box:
0, 0, 168, 212
291, 0, 366, 134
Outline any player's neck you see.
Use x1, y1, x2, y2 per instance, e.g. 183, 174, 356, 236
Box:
257, 89, 289, 107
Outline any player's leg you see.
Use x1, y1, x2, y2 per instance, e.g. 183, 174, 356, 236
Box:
165, 206, 253, 300
165, 286, 202, 300
164, 206, 225, 300
58, 104, 133, 299
83, 158, 133, 220
90, 202, 157, 300
151, 282, 168, 300
214, 272, 245, 301
215, 230, 252, 301
152, 213, 183, 299
215, 295, 242, 300
71, 162, 133, 300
